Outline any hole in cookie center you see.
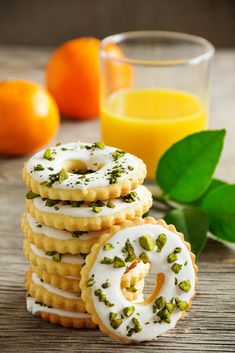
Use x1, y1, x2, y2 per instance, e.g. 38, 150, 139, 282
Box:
121, 258, 164, 304
63, 160, 104, 175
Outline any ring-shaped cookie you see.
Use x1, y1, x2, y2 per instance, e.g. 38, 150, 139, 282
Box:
80, 217, 198, 343
26, 185, 152, 231
23, 142, 146, 201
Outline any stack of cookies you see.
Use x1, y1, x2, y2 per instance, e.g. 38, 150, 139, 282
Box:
21, 141, 152, 329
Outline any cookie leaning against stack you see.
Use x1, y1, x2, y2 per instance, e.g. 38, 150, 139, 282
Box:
21, 141, 152, 329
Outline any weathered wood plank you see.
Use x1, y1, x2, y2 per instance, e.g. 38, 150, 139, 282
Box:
0, 46, 235, 352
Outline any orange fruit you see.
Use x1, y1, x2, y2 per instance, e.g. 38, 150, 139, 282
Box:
0, 79, 59, 156
46, 37, 100, 120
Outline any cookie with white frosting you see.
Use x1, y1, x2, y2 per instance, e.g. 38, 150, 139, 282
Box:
23, 239, 86, 277
25, 268, 85, 312
26, 296, 97, 329
21, 212, 106, 254
23, 141, 146, 201
80, 217, 198, 343
25, 185, 152, 232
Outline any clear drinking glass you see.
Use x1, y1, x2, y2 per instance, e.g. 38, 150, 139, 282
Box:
100, 31, 214, 179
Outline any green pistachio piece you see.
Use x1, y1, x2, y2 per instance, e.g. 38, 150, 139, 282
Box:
101, 281, 110, 289
103, 243, 114, 251
134, 325, 142, 333
139, 235, 155, 251
155, 296, 166, 309
26, 190, 39, 199
139, 252, 150, 264
107, 200, 115, 208
112, 150, 126, 161
175, 298, 189, 311
113, 256, 126, 268
92, 205, 102, 213
122, 191, 139, 203
109, 312, 117, 321
166, 303, 175, 313
132, 317, 140, 326
123, 306, 135, 317
45, 199, 60, 207
179, 280, 191, 292
157, 308, 171, 323
126, 285, 137, 293
101, 257, 114, 264
171, 263, 182, 274
86, 278, 95, 287
156, 233, 167, 252
128, 165, 134, 171
94, 141, 105, 149
34, 164, 44, 171
43, 148, 55, 161
71, 201, 84, 207
58, 168, 68, 183
174, 247, 182, 253
167, 252, 178, 263
110, 318, 122, 329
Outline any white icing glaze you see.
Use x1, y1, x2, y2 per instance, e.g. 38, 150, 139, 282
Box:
27, 296, 90, 319
30, 243, 85, 265
26, 141, 142, 190
32, 185, 150, 218
89, 224, 196, 342
26, 213, 104, 240
32, 272, 80, 299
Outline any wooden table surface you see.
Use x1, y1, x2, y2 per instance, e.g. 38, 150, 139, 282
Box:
0, 47, 234, 353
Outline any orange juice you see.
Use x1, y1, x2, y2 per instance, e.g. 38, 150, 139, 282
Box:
101, 88, 207, 179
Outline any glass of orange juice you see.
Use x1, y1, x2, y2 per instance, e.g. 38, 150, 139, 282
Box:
100, 31, 214, 179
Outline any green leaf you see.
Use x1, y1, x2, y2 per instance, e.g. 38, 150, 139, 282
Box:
202, 184, 235, 243
192, 178, 227, 206
156, 130, 226, 203
164, 207, 209, 258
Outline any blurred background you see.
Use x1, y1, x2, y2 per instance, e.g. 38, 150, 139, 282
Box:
0, 0, 234, 47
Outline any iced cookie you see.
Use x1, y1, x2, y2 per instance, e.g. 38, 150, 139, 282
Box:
80, 217, 198, 343
26, 296, 97, 329
23, 239, 85, 277
25, 185, 152, 231
23, 141, 146, 201
21, 212, 106, 254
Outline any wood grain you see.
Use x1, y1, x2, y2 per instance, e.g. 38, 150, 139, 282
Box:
0, 47, 235, 352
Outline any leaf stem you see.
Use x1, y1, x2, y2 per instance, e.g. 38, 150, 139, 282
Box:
152, 194, 175, 210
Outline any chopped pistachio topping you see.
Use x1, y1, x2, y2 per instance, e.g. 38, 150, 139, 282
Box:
45, 199, 60, 207
71, 231, 88, 238
122, 191, 139, 203
128, 165, 134, 171
126, 285, 137, 293
156, 233, 167, 252
86, 278, 95, 287
110, 318, 122, 329
157, 308, 171, 323
71, 201, 84, 207
123, 306, 135, 317
175, 277, 178, 285
167, 252, 178, 263
166, 302, 175, 313
101, 257, 114, 264
103, 243, 114, 251
139, 252, 150, 264
179, 280, 191, 292
113, 256, 126, 268
48, 167, 54, 171
155, 296, 166, 309
56, 142, 61, 146
175, 298, 189, 311
26, 190, 39, 199
45, 251, 62, 262
174, 247, 182, 253
107, 200, 115, 208
112, 149, 126, 161
43, 148, 55, 161
171, 263, 182, 274
92, 205, 102, 213
89, 200, 105, 207
142, 211, 149, 219
34, 164, 44, 171
184, 261, 188, 266
139, 234, 155, 251
58, 168, 68, 183
124, 239, 136, 262
94, 288, 114, 307
109, 312, 117, 321
107, 165, 125, 184
101, 281, 110, 289
94, 141, 105, 149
